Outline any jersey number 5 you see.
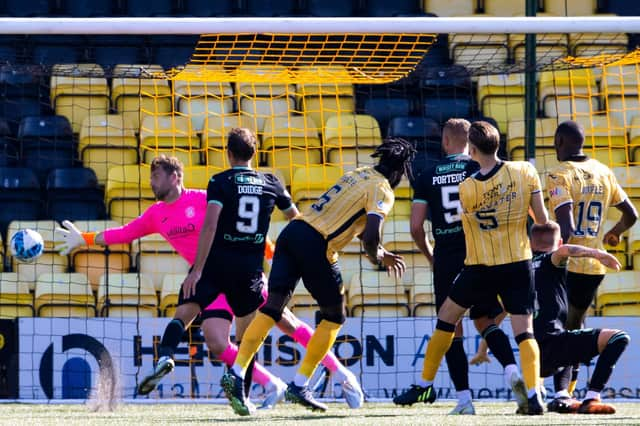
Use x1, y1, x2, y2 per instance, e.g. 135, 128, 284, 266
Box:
237, 195, 259, 233
475, 209, 498, 230
441, 185, 462, 224
311, 184, 342, 212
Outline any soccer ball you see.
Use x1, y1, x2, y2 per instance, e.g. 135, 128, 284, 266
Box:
10, 229, 44, 263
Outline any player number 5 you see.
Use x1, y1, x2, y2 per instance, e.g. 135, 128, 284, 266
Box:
441, 185, 462, 224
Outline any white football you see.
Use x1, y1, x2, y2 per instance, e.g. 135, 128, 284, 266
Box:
10, 229, 44, 263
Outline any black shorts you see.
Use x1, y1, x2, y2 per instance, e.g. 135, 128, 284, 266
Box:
178, 257, 266, 317
434, 251, 503, 319
539, 328, 601, 378
268, 220, 344, 308
449, 260, 535, 319
566, 272, 604, 311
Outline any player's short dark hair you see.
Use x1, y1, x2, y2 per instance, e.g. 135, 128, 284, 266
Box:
531, 221, 560, 246
443, 118, 471, 143
468, 121, 500, 155
150, 155, 183, 178
227, 128, 257, 161
555, 120, 585, 147
371, 137, 416, 185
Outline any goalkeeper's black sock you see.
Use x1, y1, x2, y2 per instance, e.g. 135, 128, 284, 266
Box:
589, 331, 630, 392
158, 318, 186, 358
445, 337, 469, 391
240, 340, 255, 398
553, 366, 572, 393
481, 324, 516, 368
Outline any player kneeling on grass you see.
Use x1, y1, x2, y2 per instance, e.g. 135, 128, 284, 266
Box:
530, 221, 630, 414
221, 138, 415, 415
55, 148, 363, 410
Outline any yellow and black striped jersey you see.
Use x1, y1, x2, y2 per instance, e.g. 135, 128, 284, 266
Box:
460, 161, 541, 266
546, 157, 627, 275
301, 166, 394, 263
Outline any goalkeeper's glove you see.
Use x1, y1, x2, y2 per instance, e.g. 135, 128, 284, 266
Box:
54, 220, 96, 256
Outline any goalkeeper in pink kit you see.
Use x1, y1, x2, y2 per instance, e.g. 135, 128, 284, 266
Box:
55, 152, 363, 409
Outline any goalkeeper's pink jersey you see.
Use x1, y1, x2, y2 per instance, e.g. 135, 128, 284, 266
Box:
102, 189, 206, 265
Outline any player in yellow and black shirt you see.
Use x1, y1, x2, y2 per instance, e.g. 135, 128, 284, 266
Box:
394, 121, 549, 415
221, 138, 415, 415
546, 120, 637, 394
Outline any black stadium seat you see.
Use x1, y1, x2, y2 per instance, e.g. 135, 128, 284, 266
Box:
45, 167, 106, 221
0, 167, 42, 236
363, 0, 422, 16
303, 0, 359, 16
4, 0, 51, 16
60, 0, 112, 17
244, 0, 299, 16
126, 0, 173, 16
184, 0, 237, 16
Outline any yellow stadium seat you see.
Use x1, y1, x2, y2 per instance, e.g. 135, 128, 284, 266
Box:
105, 164, 155, 223
510, 33, 569, 66
601, 219, 628, 269
50, 64, 110, 133
0, 273, 33, 318
402, 251, 432, 284
340, 252, 377, 293
295, 66, 354, 98
349, 271, 410, 317
183, 166, 222, 190
626, 221, 640, 269
484, 0, 525, 16
132, 234, 190, 292
477, 73, 525, 133
575, 116, 627, 167
98, 273, 157, 317
78, 114, 139, 185
111, 64, 172, 131
70, 220, 131, 292
8, 220, 68, 290
139, 115, 202, 166
389, 199, 412, 221
411, 270, 435, 317
569, 32, 628, 58
173, 65, 234, 132
323, 114, 382, 166
239, 97, 295, 134
612, 167, 640, 199
300, 95, 355, 132
35, 272, 95, 317
423, 0, 476, 16
262, 115, 323, 185
507, 117, 558, 158
290, 165, 344, 204
382, 219, 415, 253
450, 32, 508, 69
597, 271, 640, 316
544, 0, 596, 16
159, 273, 185, 317
538, 69, 599, 118
510, 147, 560, 175
202, 113, 258, 168
601, 65, 640, 128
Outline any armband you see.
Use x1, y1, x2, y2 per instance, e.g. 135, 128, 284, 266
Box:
82, 232, 96, 246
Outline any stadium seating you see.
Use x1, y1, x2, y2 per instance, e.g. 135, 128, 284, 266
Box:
600, 65, 640, 128
358, 92, 414, 137
111, 64, 172, 131
159, 273, 184, 317
423, 0, 475, 16
349, 271, 410, 317
149, 35, 199, 69
244, 0, 299, 16
7, 220, 68, 290
5, 0, 51, 17
183, 0, 236, 16
544, 0, 597, 16
60, 0, 112, 17
419, 65, 474, 123
477, 73, 525, 133
174, 66, 234, 132
31, 35, 88, 65
569, 33, 628, 58
506, 117, 558, 160
411, 270, 435, 316
139, 115, 202, 166
70, 220, 131, 292
78, 114, 139, 186
597, 271, 640, 316
97, 273, 157, 317
449, 32, 508, 70
50, 64, 109, 133
290, 165, 344, 206
105, 164, 155, 223
17, 115, 77, 182
576, 115, 627, 166
45, 167, 106, 222
126, 0, 173, 16
509, 33, 569, 67
363, 0, 422, 16
0, 273, 33, 318
89, 36, 148, 70
538, 69, 598, 119
262, 115, 322, 185
202, 113, 256, 168
0, 119, 18, 166
34, 272, 96, 317
0, 167, 42, 235
323, 114, 382, 167
132, 234, 190, 292
303, 0, 359, 16
288, 282, 320, 320
605, 0, 640, 16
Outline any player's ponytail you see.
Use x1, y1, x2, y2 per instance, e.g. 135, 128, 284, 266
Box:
372, 137, 416, 188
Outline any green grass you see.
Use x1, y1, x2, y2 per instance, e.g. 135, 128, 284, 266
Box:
2, 401, 640, 426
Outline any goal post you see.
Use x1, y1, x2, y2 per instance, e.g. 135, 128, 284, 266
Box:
3, 16, 640, 402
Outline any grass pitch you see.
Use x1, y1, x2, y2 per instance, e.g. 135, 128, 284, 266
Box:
3, 401, 640, 425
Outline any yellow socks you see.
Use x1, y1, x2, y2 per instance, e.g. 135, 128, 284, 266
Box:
517, 337, 541, 392
421, 321, 455, 382
234, 312, 275, 374
298, 320, 342, 379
